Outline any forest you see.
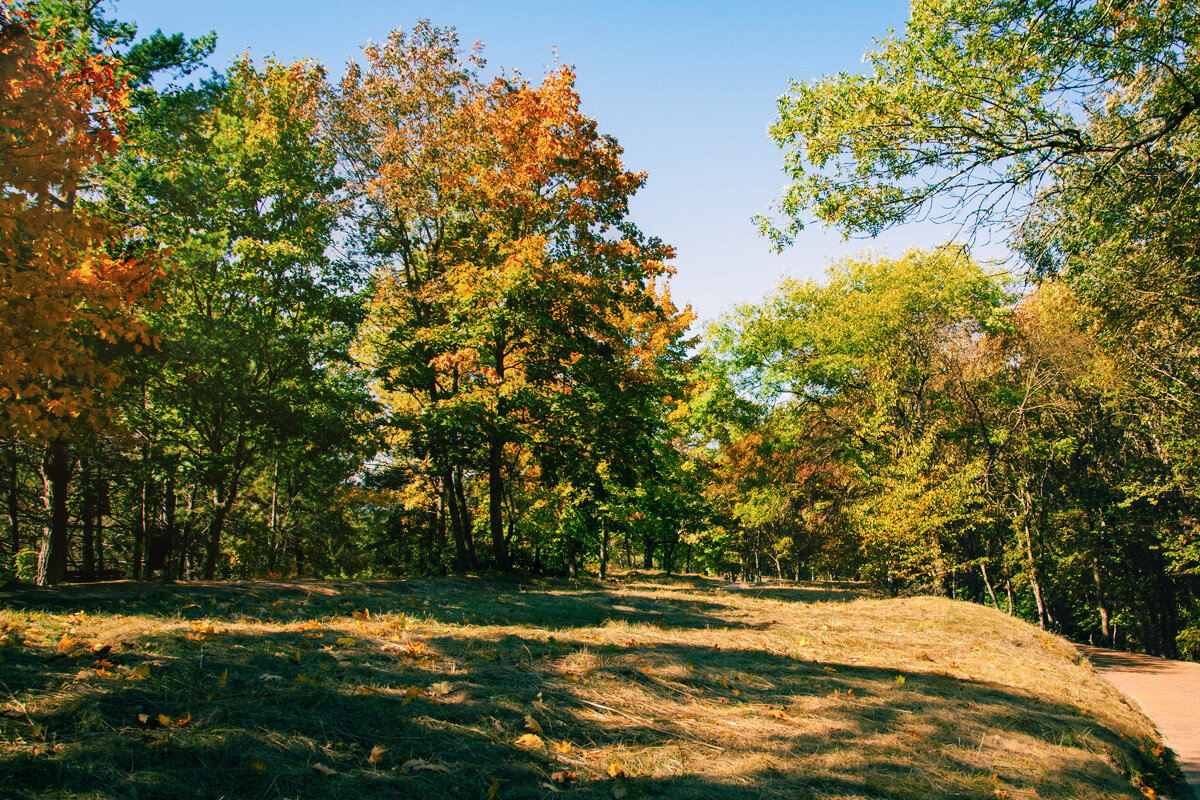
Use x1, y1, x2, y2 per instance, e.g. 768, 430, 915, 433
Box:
2, 0, 1199, 662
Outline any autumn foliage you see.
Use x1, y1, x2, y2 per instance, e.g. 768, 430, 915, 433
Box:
0, 5, 154, 441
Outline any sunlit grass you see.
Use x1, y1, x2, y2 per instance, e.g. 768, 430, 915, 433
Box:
0, 573, 1187, 799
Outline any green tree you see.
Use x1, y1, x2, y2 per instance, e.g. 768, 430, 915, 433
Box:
117, 55, 367, 579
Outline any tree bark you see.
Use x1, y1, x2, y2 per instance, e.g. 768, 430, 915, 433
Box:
35, 438, 72, 586
599, 517, 609, 580
6, 444, 20, 559
487, 431, 508, 569
980, 560, 1001, 611
80, 456, 95, 574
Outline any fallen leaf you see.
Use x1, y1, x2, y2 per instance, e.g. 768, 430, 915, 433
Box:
335, 637, 356, 647
402, 685, 425, 705
766, 709, 790, 720
402, 758, 450, 773
260, 674, 283, 682
248, 758, 267, 772
128, 664, 150, 680
218, 669, 228, 687
352, 609, 371, 620
368, 744, 387, 764
354, 685, 374, 695
313, 762, 336, 777
514, 733, 544, 749
137, 713, 150, 724
157, 714, 171, 726
302, 632, 324, 640
554, 740, 572, 754
612, 783, 628, 799
551, 770, 575, 785
608, 761, 625, 778
823, 666, 837, 673
428, 681, 452, 696
524, 715, 544, 734
487, 777, 500, 800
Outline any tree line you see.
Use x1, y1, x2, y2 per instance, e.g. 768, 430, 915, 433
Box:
2, 0, 1198, 660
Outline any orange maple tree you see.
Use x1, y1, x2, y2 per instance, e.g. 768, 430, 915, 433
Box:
0, 6, 155, 442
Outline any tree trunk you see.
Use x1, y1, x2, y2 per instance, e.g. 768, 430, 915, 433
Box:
487, 432, 507, 570
979, 561, 1001, 611
36, 438, 72, 586
164, 472, 178, 581
442, 467, 469, 570
1022, 518, 1049, 630
454, 466, 475, 566
5, 445, 19, 559
204, 481, 233, 580
599, 517, 609, 580
80, 456, 95, 574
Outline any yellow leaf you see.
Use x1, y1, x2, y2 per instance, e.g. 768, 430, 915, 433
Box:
335, 637, 356, 647
608, 761, 625, 778
354, 685, 374, 695
401, 685, 424, 704
128, 664, 150, 680
523, 714, 543, 734
368, 744, 387, 764
248, 758, 267, 772
553, 740, 572, 754
514, 733, 543, 749
428, 681, 452, 696
157, 714, 171, 726
487, 777, 501, 800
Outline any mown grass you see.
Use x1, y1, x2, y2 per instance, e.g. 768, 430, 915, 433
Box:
0, 572, 1189, 800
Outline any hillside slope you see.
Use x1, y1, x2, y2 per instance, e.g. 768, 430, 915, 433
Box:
0, 574, 1188, 799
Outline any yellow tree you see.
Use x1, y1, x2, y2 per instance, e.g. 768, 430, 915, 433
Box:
346, 26, 689, 570
0, 6, 154, 584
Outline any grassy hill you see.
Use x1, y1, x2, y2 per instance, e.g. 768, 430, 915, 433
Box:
0, 574, 1189, 800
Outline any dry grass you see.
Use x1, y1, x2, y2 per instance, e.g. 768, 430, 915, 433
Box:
0, 572, 1188, 800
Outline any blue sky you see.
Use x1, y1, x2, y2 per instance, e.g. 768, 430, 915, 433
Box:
112, 0, 985, 328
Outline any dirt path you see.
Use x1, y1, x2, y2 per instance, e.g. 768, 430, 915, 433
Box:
1080, 646, 1200, 799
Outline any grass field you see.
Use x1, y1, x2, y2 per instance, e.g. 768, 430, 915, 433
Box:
0, 573, 1189, 799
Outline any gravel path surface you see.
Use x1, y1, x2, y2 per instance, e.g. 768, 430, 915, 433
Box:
1080, 646, 1200, 800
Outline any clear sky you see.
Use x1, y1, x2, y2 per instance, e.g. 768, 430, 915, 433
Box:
111, 0, 986, 328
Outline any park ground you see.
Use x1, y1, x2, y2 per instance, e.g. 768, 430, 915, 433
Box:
0, 573, 1191, 800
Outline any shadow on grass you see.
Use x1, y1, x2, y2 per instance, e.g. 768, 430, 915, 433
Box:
0, 576, 772, 632
1, 593, 1188, 800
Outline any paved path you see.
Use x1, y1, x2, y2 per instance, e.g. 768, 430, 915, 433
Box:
1079, 646, 1200, 799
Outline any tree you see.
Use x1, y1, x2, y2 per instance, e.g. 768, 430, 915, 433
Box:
762, 0, 1200, 244
115, 55, 366, 579
344, 24, 690, 572
0, 4, 162, 584
700, 248, 1011, 591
